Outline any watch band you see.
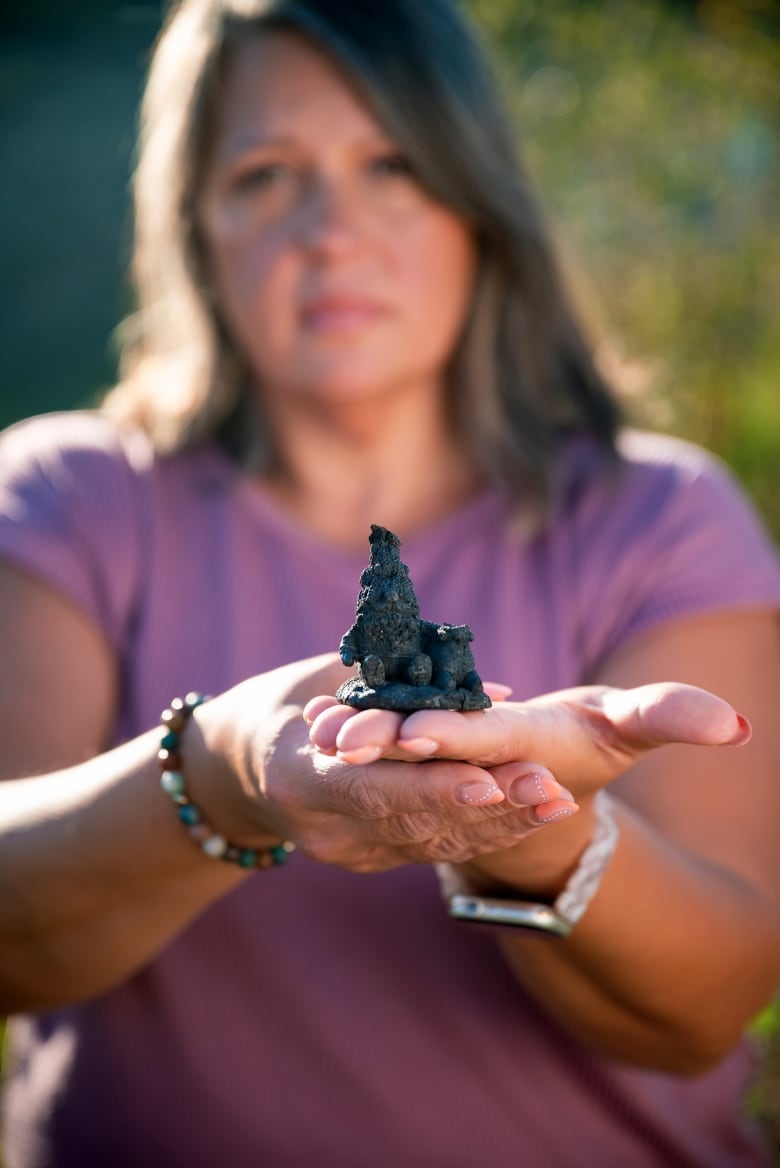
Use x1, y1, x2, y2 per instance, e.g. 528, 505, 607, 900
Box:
438, 790, 619, 937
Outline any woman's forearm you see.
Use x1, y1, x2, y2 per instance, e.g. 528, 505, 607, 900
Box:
492, 801, 780, 1073
0, 721, 259, 1014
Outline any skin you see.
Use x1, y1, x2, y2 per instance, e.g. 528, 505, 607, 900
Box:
199, 35, 476, 410
197, 32, 480, 543
1, 31, 780, 1085
307, 612, 780, 1071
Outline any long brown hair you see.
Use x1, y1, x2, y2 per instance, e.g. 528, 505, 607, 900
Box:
103, 0, 620, 501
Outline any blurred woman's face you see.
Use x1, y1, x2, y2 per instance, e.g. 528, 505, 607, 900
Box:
197, 32, 477, 411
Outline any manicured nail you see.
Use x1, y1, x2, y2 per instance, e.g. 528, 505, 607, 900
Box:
532, 804, 577, 824
400, 737, 439, 756
508, 775, 577, 807
337, 745, 382, 765
508, 773, 548, 807
729, 714, 752, 746
456, 781, 503, 806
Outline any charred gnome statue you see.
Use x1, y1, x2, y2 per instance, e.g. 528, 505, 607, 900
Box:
337, 526, 491, 712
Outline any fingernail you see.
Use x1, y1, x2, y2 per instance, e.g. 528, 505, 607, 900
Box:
337, 745, 382, 765
508, 773, 548, 806
532, 804, 578, 824
456, 781, 503, 806
729, 714, 752, 746
400, 737, 439, 756
508, 775, 577, 807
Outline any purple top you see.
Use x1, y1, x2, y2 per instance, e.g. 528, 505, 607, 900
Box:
2, 411, 779, 1167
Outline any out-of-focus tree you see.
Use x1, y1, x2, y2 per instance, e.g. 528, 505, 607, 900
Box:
465, 0, 780, 533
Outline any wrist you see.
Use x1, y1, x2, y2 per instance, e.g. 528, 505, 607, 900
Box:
184, 696, 289, 852
440, 792, 619, 936
459, 798, 600, 900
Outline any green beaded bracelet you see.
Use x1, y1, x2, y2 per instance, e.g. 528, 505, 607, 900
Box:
158, 692, 295, 870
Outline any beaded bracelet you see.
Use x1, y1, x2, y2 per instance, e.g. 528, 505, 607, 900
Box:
157, 692, 295, 870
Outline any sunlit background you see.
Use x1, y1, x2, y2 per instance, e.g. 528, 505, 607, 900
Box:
466, 0, 780, 534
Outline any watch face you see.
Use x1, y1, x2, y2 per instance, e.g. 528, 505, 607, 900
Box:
447, 894, 571, 937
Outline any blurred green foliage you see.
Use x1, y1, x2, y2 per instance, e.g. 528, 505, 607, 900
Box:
464, 0, 780, 533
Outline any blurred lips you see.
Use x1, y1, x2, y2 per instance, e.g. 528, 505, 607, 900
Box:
300, 296, 388, 331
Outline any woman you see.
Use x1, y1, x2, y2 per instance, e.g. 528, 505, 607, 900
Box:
1, 1, 779, 1164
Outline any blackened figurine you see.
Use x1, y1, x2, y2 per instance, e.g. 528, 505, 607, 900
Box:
336, 525, 492, 712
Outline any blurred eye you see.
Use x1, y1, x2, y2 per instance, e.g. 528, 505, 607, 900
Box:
369, 152, 415, 179
234, 162, 292, 191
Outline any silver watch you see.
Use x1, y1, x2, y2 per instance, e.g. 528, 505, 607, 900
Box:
446, 892, 572, 936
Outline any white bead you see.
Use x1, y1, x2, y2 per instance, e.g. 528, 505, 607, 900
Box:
201, 833, 228, 858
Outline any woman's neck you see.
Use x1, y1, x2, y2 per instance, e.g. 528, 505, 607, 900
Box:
257, 389, 482, 548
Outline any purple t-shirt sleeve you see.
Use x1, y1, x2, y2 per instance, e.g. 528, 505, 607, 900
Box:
0, 412, 150, 652
570, 430, 780, 674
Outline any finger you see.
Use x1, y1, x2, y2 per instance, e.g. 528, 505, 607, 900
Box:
308, 705, 408, 762
398, 802, 579, 864
307, 703, 359, 754
487, 761, 578, 820
307, 755, 506, 818
303, 694, 340, 724
334, 708, 406, 764
483, 681, 513, 701
397, 704, 520, 764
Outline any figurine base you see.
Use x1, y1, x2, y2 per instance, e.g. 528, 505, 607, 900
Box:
336, 677, 491, 712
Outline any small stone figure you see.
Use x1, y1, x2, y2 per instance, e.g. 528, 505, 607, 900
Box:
336, 525, 491, 711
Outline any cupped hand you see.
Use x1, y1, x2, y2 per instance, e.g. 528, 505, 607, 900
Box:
215, 656, 577, 872
304, 681, 751, 801
272, 747, 579, 871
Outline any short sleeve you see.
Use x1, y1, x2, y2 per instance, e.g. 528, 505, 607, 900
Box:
568, 430, 780, 674
0, 411, 152, 651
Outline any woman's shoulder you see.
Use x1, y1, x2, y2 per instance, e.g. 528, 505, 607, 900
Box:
0, 412, 163, 652
610, 427, 769, 539
560, 426, 753, 521
0, 409, 155, 480
615, 426, 732, 482
551, 428, 780, 673
553, 424, 780, 594
0, 411, 165, 544
0, 408, 234, 507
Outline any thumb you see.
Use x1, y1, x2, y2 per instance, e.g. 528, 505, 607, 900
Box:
599, 683, 751, 750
